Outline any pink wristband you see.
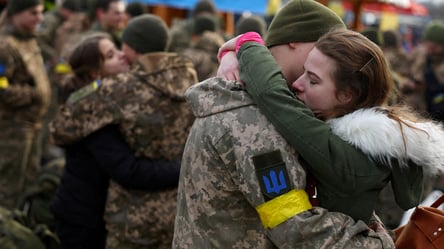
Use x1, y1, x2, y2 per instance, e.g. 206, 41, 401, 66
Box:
218, 49, 231, 62
235, 32, 265, 53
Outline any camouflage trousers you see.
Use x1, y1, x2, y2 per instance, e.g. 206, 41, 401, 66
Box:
105, 182, 177, 249
0, 121, 42, 209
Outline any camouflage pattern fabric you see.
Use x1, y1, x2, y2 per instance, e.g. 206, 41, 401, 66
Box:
106, 183, 178, 249
0, 23, 51, 209
0, 206, 45, 249
181, 31, 224, 81
168, 19, 194, 53
53, 13, 88, 63
51, 52, 198, 248
89, 21, 122, 48
173, 77, 395, 249
38, 9, 65, 64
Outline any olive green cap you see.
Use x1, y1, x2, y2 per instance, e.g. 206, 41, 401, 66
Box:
423, 20, 444, 47
361, 27, 382, 46
7, 0, 43, 16
265, 0, 346, 47
122, 14, 169, 54
235, 15, 267, 36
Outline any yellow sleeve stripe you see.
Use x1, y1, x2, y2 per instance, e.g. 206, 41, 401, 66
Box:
0, 77, 9, 89
256, 189, 312, 229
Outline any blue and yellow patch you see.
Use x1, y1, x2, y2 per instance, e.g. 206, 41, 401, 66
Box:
66, 79, 101, 105
252, 150, 312, 228
0, 64, 8, 89
253, 150, 291, 200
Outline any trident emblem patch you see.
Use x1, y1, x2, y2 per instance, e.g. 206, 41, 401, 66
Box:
253, 150, 291, 200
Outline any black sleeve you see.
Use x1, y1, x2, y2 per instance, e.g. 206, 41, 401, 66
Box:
84, 124, 180, 190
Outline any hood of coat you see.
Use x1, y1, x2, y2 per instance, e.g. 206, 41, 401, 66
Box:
135, 52, 198, 100
185, 77, 255, 118
327, 107, 444, 176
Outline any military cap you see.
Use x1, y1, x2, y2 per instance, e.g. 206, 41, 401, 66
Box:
235, 15, 267, 36
125, 2, 146, 18
193, 15, 217, 35
265, 0, 346, 47
423, 20, 444, 47
121, 14, 169, 54
7, 0, 43, 16
192, 0, 217, 18
361, 27, 383, 46
61, 0, 82, 12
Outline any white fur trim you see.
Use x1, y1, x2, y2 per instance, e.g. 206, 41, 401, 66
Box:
327, 108, 444, 176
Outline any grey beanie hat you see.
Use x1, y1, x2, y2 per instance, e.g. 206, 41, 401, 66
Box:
122, 14, 169, 54
265, 0, 346, 47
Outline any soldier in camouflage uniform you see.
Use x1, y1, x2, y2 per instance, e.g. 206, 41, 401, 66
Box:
173, 77, 394, 249
50, 32, 182, 249
173, 1, 395, 248
51, 15, 198, 248
181, 15, 225, 81
88, 0, 125, 48
0, 0, 51, 209
38, 0, 82, 66
37, 0, 87, 164
168, 0, 218, 54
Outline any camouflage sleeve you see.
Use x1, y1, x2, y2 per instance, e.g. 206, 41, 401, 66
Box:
0, 42, 40, 108
220, 112, 391, 248
267, 208, 394, 248
228, 136, 393, 248
37, 14, 58, 63
50, 83, 123, 145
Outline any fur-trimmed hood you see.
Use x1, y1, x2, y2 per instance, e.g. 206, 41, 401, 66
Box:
327, 107, 444, 176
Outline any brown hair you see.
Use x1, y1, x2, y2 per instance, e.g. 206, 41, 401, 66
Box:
316, 29, 427, 149
70, 32, 110, 82
315, 29, 393, 117
59, 32, 110, 103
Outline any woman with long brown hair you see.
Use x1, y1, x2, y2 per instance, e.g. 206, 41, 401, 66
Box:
222, 29, 444, 227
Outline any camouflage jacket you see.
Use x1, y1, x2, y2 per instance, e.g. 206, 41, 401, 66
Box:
173, 77, 394, 249
51, 52, 197, 159
38, 9, 65, 63
50, 52, 198, 247
89, 21, 122, 48
181, 31, 224, 81
0, 21, 51, 126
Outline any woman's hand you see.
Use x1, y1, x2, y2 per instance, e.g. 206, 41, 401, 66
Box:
217, 35, 241, 62
216, 35, 241, 81
216, 32, 264, 82
217, 51, 240, 81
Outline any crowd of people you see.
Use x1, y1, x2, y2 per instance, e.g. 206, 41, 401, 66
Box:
0, 0, 444, 248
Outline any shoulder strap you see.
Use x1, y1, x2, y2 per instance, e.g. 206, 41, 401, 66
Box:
66, 79, 101, 105
431, 194, 444, 208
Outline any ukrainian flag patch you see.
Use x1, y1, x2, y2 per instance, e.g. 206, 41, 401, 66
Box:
253, 150, 291, 200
